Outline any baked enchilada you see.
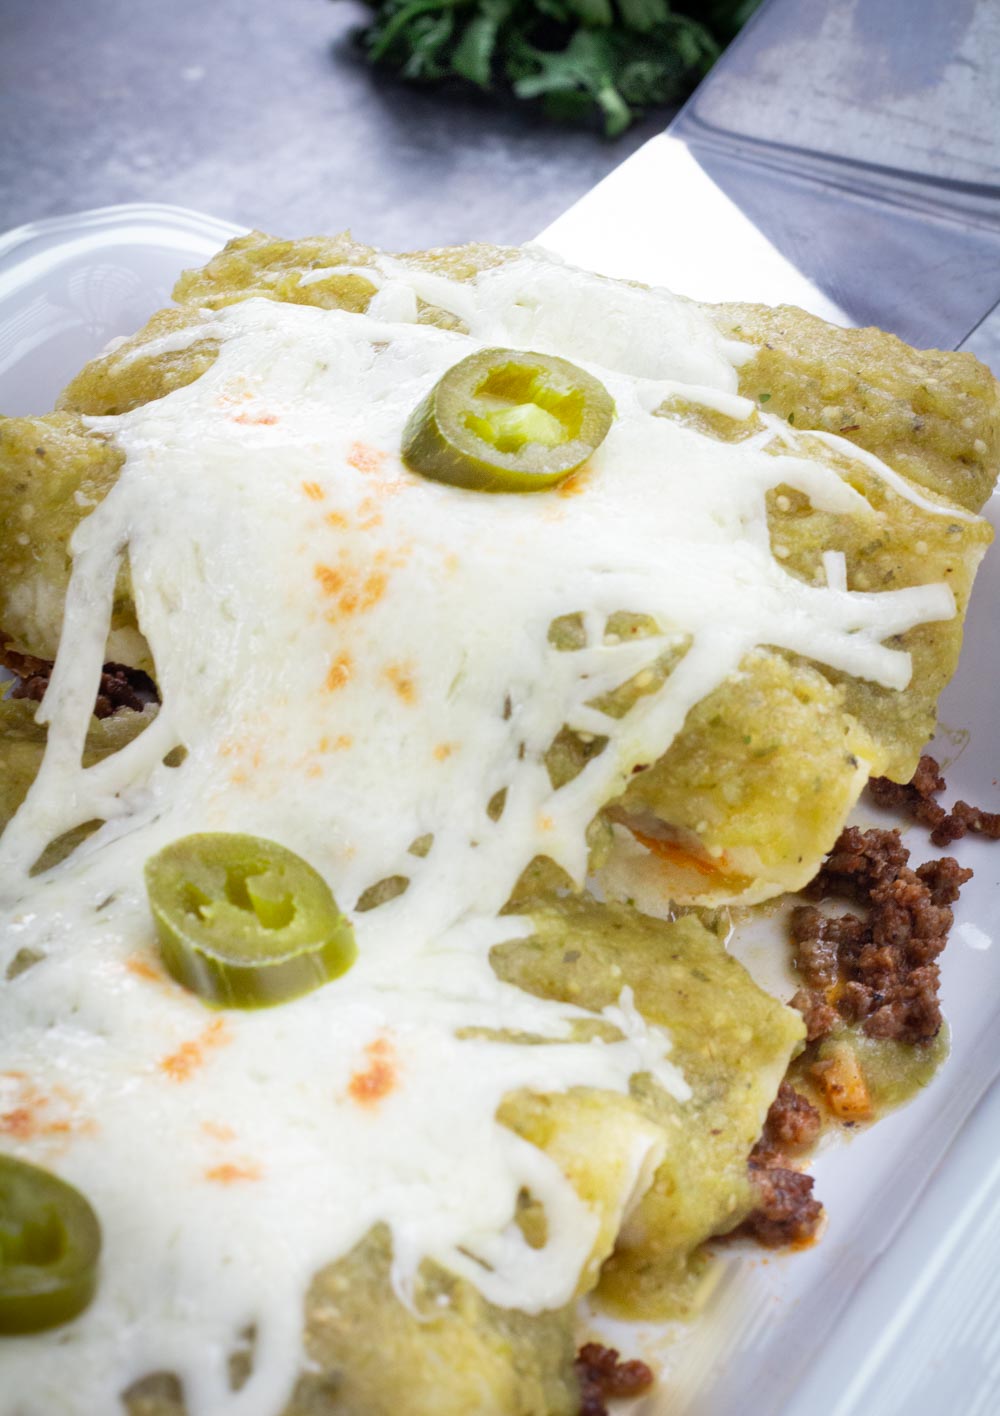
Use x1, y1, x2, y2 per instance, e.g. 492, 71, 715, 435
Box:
0, 232, 997, 1415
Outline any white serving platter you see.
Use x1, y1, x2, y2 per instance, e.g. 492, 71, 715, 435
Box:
1, 198, 997, 1416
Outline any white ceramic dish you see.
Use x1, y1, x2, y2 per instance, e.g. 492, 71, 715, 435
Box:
1, 202, 998, 1416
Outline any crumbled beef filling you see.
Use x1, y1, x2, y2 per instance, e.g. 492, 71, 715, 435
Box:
575, 1343, 653, 1416
789, 825, 972, 1043
736, 757, 986, 1260
730, 1084, 824, 1248
930, 799, 1000, 847
788, 987, 838, 1042
805, 825, 910, 905
869, 753, 1000, 847
1, 637, 158, 719
758, 1081, 822, 1151
738, 1159, 823, 1248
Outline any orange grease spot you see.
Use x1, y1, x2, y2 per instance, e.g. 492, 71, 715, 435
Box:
347, 442, 386, 476
384, 662, 417, 704
217, 385, 253, 407
325, 653, 354, 693
201, 1121, 237, 1142
302, 480, 325, 501
433, 743, 454, 762
341, 571, 387, 615
315, 564, 346, 596
315, 563, 388, 617
125, 953, 162, 983
204, 1161, 262, 1185
0, 1076, 92, 1143
348, 1038, 398, 1107
325, 511, 349, 529
557, 466, 592, 498
160, 1019, 231, 1083
218, 733, 266, 768
0, 1108, 32, 1138
233, 412, 278, 426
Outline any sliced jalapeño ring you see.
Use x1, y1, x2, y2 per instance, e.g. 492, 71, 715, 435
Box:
401, 347, 614, 493
0, 1154, 101, 1335
145, 833, 357, 1009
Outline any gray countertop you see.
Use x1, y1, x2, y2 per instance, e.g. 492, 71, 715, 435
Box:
0, 0, 669, 248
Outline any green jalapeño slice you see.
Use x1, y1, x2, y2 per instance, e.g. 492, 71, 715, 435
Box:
0, 1155, 101, 1334
401, 347, 615, 493
145, 833, 356, 1009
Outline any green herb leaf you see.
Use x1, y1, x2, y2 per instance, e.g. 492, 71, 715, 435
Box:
452, 9, 501, 84
348, 0, 761, 135
617, 0, 669, 33
566, 0, 615, 27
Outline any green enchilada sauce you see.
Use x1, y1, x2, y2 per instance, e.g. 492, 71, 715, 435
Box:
492, 897, 805, 1321
789, 1023, 949, 1119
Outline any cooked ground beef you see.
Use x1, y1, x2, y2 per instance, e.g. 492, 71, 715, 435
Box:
98, 663, 159, 717
738, 1160, 824, 1248
575, 1343, 654, 1416
869, 753, 1000, 847
729, 1085, 824, 1249
804, 825, 910, 905
790, 905, 867, 988
758, 1081, 822, 1151
740, 757, 984, 1260
1, 636, 158, 719
791, 826, 972, 1043
931, 798, 1000, 847
915, 855, 972, 907
789, 987, 839, 1042
867, 754, 946, 828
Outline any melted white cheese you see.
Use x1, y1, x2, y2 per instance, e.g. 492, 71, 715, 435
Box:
0, 249, 963, 1415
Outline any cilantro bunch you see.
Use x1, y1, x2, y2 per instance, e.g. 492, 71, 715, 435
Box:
347, 0, 761, 136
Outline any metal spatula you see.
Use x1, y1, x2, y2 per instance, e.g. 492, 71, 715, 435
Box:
541, 0, 1000, 366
